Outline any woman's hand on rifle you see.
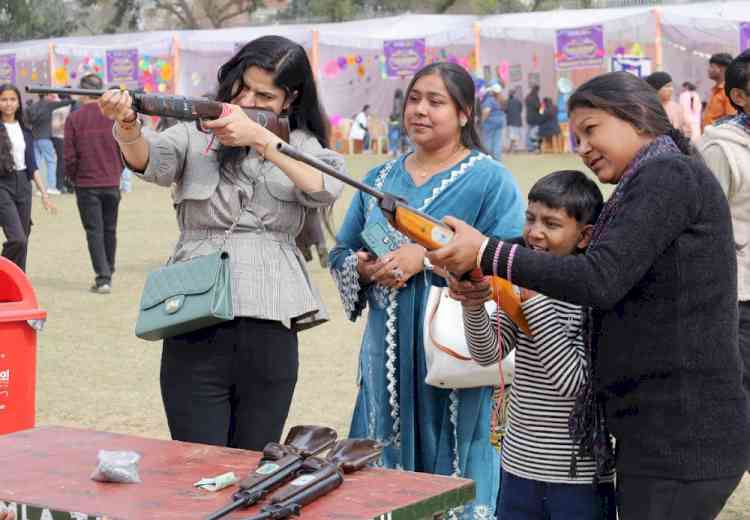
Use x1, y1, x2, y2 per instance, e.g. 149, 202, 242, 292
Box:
203, 104, 279, 154
98, 90, 136, 123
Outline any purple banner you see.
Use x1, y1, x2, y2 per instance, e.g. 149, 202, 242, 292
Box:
741, 22, 750, 52
555, 25, 605, 70
383, 39, 425, 78
0, 54, 16, 85
106, 49, 138, 85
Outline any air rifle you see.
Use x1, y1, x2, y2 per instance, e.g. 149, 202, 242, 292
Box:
276, 142, 531, 334
204, 425, 337, 520
238, 439, 383, 520
24, 86, 290, 142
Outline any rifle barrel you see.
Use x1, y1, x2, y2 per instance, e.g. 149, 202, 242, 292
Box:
25, 86, 109, 97
276, 142, 384, 202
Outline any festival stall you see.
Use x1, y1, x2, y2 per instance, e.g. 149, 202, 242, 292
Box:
314, 13, 479, 143
1, 1, 748, 147
0, 41, 52, 95
479, 6, 657, 103
48, 32, 175, 97
174, 24, 313, 97
660, 1, 750, 97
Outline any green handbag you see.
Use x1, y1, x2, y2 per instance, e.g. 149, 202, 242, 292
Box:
134, 251, 234, 341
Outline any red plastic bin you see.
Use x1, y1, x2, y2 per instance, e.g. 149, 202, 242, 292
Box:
0, 257, 46, 435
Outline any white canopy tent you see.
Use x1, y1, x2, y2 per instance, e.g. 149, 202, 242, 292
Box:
479, 6, 656, 104
313, 14, 478, 123
659, 1, 749, 97
175, 24, 313, 96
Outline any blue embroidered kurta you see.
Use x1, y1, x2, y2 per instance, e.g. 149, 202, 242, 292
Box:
329, 151, 525, 519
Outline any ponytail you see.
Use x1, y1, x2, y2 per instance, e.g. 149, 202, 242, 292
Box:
667, 127, 693, 156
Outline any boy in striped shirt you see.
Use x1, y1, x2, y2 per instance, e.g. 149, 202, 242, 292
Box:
448, 170, 615, 519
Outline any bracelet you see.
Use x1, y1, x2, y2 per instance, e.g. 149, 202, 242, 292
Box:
506, 244, 518, 284
423, 256, 434, 272
492, 240, 503, 277
477, 237, 489, 270
112, 120, 143, 145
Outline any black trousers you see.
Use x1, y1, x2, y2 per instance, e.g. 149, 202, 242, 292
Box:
0, 171, 32, 271
160, 318, 299, 451
616, 473, 743, 520
51, 137, 72, 192
740, 301, 750, 394
75, 187, 120, 286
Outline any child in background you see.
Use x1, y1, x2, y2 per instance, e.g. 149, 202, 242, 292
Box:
448, 170, 615, 519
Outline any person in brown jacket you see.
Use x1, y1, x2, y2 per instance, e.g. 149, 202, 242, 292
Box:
703, 53, 736, 129
64, 74, 124, 294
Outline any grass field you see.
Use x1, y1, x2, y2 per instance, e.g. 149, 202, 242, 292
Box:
21, 152, 749, 518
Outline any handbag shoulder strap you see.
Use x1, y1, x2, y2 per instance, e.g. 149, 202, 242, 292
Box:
427, 287, 473, 361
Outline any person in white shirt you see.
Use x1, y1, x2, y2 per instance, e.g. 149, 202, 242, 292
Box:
349, 104, 370, 153
0, 83, 55, 271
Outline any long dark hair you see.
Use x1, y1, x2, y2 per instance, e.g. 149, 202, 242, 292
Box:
403, 62, 485, 153
568, 71, 693, 155
215, 35, 330, 171
0, 83, 25, 177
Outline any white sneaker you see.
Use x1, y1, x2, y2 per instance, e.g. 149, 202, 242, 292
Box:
46, 188, 61, 195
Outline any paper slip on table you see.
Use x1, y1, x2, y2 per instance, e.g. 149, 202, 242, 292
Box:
0, 426, 475, 520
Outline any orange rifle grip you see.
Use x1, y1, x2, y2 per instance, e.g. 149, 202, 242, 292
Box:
394, 208, 531, 334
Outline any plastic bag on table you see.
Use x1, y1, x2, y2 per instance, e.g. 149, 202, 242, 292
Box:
90, 450, 142, 483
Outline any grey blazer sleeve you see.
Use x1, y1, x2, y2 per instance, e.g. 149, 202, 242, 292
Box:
131, 123, 190, 187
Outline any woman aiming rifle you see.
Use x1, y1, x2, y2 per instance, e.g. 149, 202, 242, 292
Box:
98, 36, 345, 451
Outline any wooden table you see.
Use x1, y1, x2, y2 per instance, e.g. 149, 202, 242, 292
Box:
0, 426, 474, 520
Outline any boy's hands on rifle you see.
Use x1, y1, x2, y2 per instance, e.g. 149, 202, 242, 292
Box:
98, 89, 136, 123
370, 244, 426, 289
203, 104, 278, 152
447, 275, 492, 309
427, 216, 488, 277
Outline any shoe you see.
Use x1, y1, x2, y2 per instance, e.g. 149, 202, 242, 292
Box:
46, 188, 61, 195
90, 283, 111, 294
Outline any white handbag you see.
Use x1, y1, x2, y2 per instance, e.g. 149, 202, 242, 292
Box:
424, 285, 515, 389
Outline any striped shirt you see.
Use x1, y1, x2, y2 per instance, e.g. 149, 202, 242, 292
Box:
463, 294, 614, 484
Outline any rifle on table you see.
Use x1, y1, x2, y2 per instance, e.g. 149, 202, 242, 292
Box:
276, 142, 531, 334
238, 439, 383, 520
24, 86, 290, 142
204, 425, 337, 520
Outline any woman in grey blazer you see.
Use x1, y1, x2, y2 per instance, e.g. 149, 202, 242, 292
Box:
99, 36, 345, 450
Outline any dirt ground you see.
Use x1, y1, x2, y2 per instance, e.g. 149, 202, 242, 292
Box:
22, 153, 749, 518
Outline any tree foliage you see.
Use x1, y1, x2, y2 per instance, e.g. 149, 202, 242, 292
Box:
0, 0, 77, 41
147, 0, 261, 29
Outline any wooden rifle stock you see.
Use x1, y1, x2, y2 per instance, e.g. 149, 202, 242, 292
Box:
277, 142, 530, 334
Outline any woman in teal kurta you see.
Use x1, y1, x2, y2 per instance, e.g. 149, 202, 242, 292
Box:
329, 63, 524, 519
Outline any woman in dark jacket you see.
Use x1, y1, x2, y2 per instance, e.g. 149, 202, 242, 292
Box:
429, 71, 749, 520
525, 85, 542, 151
0, 83, 55, 271
538, 96, 562, 152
